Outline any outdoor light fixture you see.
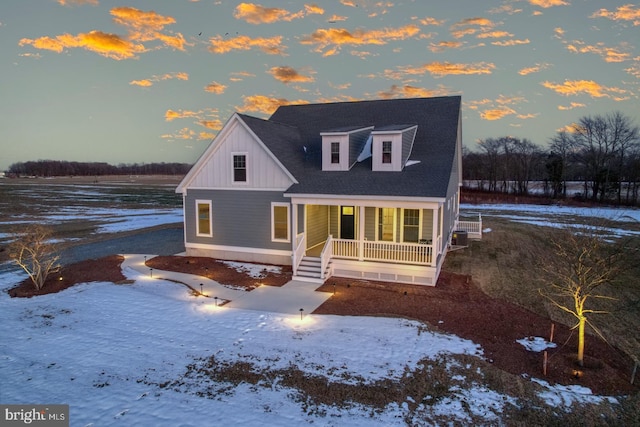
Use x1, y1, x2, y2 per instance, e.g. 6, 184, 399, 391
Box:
150, 268, 153, 278
59, 276, 63, 281
214, 296, 218, 307
200, 283, 203, 295
299, 308, 304, 320
333, 282, 336, 294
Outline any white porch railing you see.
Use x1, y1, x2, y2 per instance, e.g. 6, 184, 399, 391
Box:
332, 238, 434, 265
456, 214, 482, 239
319, 235, 333, 279
293, 232, 306, 273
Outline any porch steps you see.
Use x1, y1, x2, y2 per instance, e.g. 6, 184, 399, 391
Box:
294, 256, 329, 283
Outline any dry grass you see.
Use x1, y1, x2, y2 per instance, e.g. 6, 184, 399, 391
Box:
444, 216, 640, 368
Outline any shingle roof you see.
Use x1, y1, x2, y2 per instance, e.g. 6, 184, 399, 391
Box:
242, 96, 461, 198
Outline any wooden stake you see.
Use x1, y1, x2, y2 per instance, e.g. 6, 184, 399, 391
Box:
543, 351, 548, 376
631, 361, 638, 385
549, 323, 555, 343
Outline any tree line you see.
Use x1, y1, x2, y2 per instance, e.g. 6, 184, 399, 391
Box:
463, 111, 640, 206
6, 160, 192, 177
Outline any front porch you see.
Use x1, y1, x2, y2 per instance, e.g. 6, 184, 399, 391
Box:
289, 199, 455, 285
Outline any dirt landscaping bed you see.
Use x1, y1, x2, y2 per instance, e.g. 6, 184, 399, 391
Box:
6, 255, 638, 396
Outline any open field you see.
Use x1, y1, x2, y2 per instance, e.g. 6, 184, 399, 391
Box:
1, 181, 640, 425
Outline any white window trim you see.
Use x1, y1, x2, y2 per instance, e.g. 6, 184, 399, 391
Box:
231, 152, 248, 184
400, 208, 423, 243
271, 202, 290, 243
375, 207, 397, 242
195, 199, 213, 237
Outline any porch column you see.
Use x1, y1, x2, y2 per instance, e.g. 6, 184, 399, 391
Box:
358, 205, 365, 261
432, 206, 439, 257
291, 201, 298, 253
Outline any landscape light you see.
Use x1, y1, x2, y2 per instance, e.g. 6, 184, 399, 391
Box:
200, 283, 203, 295
150, 268, 153, 278
299, 308, 304, 320
214, 296, 218, 307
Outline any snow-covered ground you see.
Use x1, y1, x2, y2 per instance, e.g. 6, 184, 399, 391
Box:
0, 266, 620, 425
1, 187, 633, 425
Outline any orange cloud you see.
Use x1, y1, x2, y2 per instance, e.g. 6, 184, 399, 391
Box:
198, 120, 223, 130
234, 3, 323, 24
204, 82, 227, 94
491, 38, 530, 46
300, 24, 420, 56
19, 31, 145, 60
130, 79, 153, 87
130, 72, 188, 87
110, 7, 186, 51
518, 63, 551, 75
541, 79, 625, 98
488, 4, 523, 14
419, 17, 446, 26
229, 71, 256, 82
480, 106, 516, 120
237, 95, 309, 115
558, 102, 586, 110
58, 0, 98, 5
450, 17, 498, 39
566, 41, 632, 63
377, 84, 450, 99
424, 61, 496, 77
165, 109, 202, 121
528, 0, 569, 8
428, 40, 463, 52
327, 14, 348, 22
591, 4, 640, 26
268, 66, 315, 83
209, 34, 286, 55
476, 30, 513, 39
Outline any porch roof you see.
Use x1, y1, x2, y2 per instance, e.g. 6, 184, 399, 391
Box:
242, 96, 461, 198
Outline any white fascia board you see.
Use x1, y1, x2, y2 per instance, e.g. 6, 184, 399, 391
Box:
236, 117, 299, 185
320, 126, 374, 136
284, 193, 444, 208
175, 113, 241, 194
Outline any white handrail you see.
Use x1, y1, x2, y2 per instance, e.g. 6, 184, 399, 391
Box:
319, 235, 333, 279
293, 232, 306, 274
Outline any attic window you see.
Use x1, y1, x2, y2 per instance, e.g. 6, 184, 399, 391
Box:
233, 154, 246, 182
330, 142, 340, 164
382, 141, 392, 164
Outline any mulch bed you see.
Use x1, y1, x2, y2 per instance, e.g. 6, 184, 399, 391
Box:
6, 255, 638, 396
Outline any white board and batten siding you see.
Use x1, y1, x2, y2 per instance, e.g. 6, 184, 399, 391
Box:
188, 117, 295, 191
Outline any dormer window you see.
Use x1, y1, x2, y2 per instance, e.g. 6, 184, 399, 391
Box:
233, 153, 247, 182
382, 141, 392, 164
331, 142, 340, 164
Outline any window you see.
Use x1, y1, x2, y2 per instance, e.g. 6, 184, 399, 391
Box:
331, 142, 340, 164
382, 141, 392, 164
403, 209, 420, 243
271, 203, 290, 242
196, 200, 212, 237
378, 208, 395, 241
233, 154, 246, 182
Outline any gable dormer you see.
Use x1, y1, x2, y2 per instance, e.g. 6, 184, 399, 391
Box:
371, 125, 418, 172
321, 126, 373, 171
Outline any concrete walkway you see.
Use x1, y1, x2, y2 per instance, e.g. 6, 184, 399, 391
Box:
121, 254, 332, 315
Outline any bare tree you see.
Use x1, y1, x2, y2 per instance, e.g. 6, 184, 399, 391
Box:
8, 224, 61, 290
539, 222, 630, 367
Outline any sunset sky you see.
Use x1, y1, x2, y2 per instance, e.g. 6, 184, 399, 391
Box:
1, 1, 639, 171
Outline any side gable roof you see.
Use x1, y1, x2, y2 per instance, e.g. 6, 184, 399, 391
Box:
269, 96, 461, 198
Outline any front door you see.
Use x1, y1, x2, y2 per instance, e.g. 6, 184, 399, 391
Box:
340, 206, 355, 239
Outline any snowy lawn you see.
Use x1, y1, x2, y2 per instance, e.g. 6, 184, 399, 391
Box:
0, 268, 621, 426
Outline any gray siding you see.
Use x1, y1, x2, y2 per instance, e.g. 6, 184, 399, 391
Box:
306, 205, 329, 248
365, 207, 376, 240
422, 208, 434, 241
185, 189, 291, 251
349, 128, 372, 166
401, 127, 417, 166
329, 206, 339, 237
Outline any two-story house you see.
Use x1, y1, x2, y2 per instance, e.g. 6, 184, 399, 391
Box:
176, 96, 477, 285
